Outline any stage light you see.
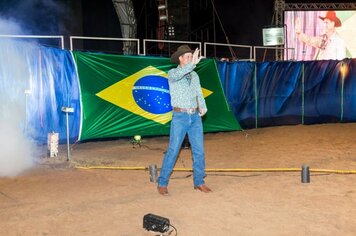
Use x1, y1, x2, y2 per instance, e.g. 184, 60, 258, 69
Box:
168, 25, 175, 37
131, 135, 142, 148
157, 0, 168, 22
159, 15, 168, 21
158, 4, 166, 10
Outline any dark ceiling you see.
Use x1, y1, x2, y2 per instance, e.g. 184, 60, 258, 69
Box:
0, 0, 355, 52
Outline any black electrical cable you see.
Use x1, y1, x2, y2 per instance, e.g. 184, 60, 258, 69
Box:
152, 223, 177, 236
209, 0, 237, 59
168, 224, 178, 236
141, 144, 165, 151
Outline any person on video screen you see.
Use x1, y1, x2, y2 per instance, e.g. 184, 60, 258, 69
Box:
295, 11, 346, 60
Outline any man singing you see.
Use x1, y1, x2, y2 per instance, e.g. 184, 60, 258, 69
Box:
295, 11, 346, 60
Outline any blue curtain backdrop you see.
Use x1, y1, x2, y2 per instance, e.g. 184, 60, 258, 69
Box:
27, 46, 81, 143
217, 59, 356, 129
0, 40, 81, 144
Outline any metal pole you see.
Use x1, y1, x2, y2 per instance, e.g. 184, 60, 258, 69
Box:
212, 0, 216, 57
284, 24, 288, 60
65, 111, 70, 161
61, 107, 74, 161
60, 36, 64, 50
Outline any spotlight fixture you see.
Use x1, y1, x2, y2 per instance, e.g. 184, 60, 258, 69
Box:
159, 15, 168, 21
157, 0, 168, 22
131, 135, 142, 148
158, 4, 166, 10
168, 25, 175, 38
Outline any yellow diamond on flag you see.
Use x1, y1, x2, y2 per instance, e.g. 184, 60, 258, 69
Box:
96, 66, 213, 124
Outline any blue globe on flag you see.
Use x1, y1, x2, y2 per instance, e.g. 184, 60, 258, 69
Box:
132, 75, 172, 114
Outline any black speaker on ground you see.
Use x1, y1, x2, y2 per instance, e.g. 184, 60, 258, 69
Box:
143, 213, 170, 233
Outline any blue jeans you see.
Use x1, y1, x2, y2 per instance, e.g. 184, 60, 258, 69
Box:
158, 111, 205, 187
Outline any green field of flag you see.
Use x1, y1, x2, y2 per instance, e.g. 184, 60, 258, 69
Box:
73, 52, 241, 140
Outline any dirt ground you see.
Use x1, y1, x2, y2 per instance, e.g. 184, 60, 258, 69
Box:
1, 123, 356, 236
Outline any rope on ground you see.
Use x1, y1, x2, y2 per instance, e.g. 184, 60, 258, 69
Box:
73, 164, 356, 174
76, 166, 147, 170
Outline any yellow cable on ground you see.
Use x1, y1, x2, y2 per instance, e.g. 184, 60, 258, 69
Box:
309, 168, 356, 174
76, 166, 146, 170
74, 165, 356, 174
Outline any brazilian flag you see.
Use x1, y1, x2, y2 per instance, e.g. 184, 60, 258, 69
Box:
73, 52, 241, 140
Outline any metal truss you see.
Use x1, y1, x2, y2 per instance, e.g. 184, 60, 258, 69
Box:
112, 0, 137, 54
274, 0, 285, 60
274, 0, 285, 26
284, 3, 356, 10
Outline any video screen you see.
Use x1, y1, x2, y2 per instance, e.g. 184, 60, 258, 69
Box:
284, 10, 356, 61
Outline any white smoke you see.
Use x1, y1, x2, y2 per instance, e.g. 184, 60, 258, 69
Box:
0, 21, 35, 177
0, 1, 70, 176
0, 0, 69, 35
0, 107, 34, 177
0, 18, 24, 35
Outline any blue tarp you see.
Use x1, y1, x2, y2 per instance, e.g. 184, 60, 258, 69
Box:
0, 40, 81, 143
217, 59, 356, 128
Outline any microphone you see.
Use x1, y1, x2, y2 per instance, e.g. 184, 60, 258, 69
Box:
320, 34, 328, 50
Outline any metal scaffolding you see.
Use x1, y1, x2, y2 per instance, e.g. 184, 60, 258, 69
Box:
112, 0, 137, 54
284, 2, 356, 10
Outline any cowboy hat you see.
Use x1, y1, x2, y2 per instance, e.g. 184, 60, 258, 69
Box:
171, 45, 194, 64
319, 11, 342, 27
